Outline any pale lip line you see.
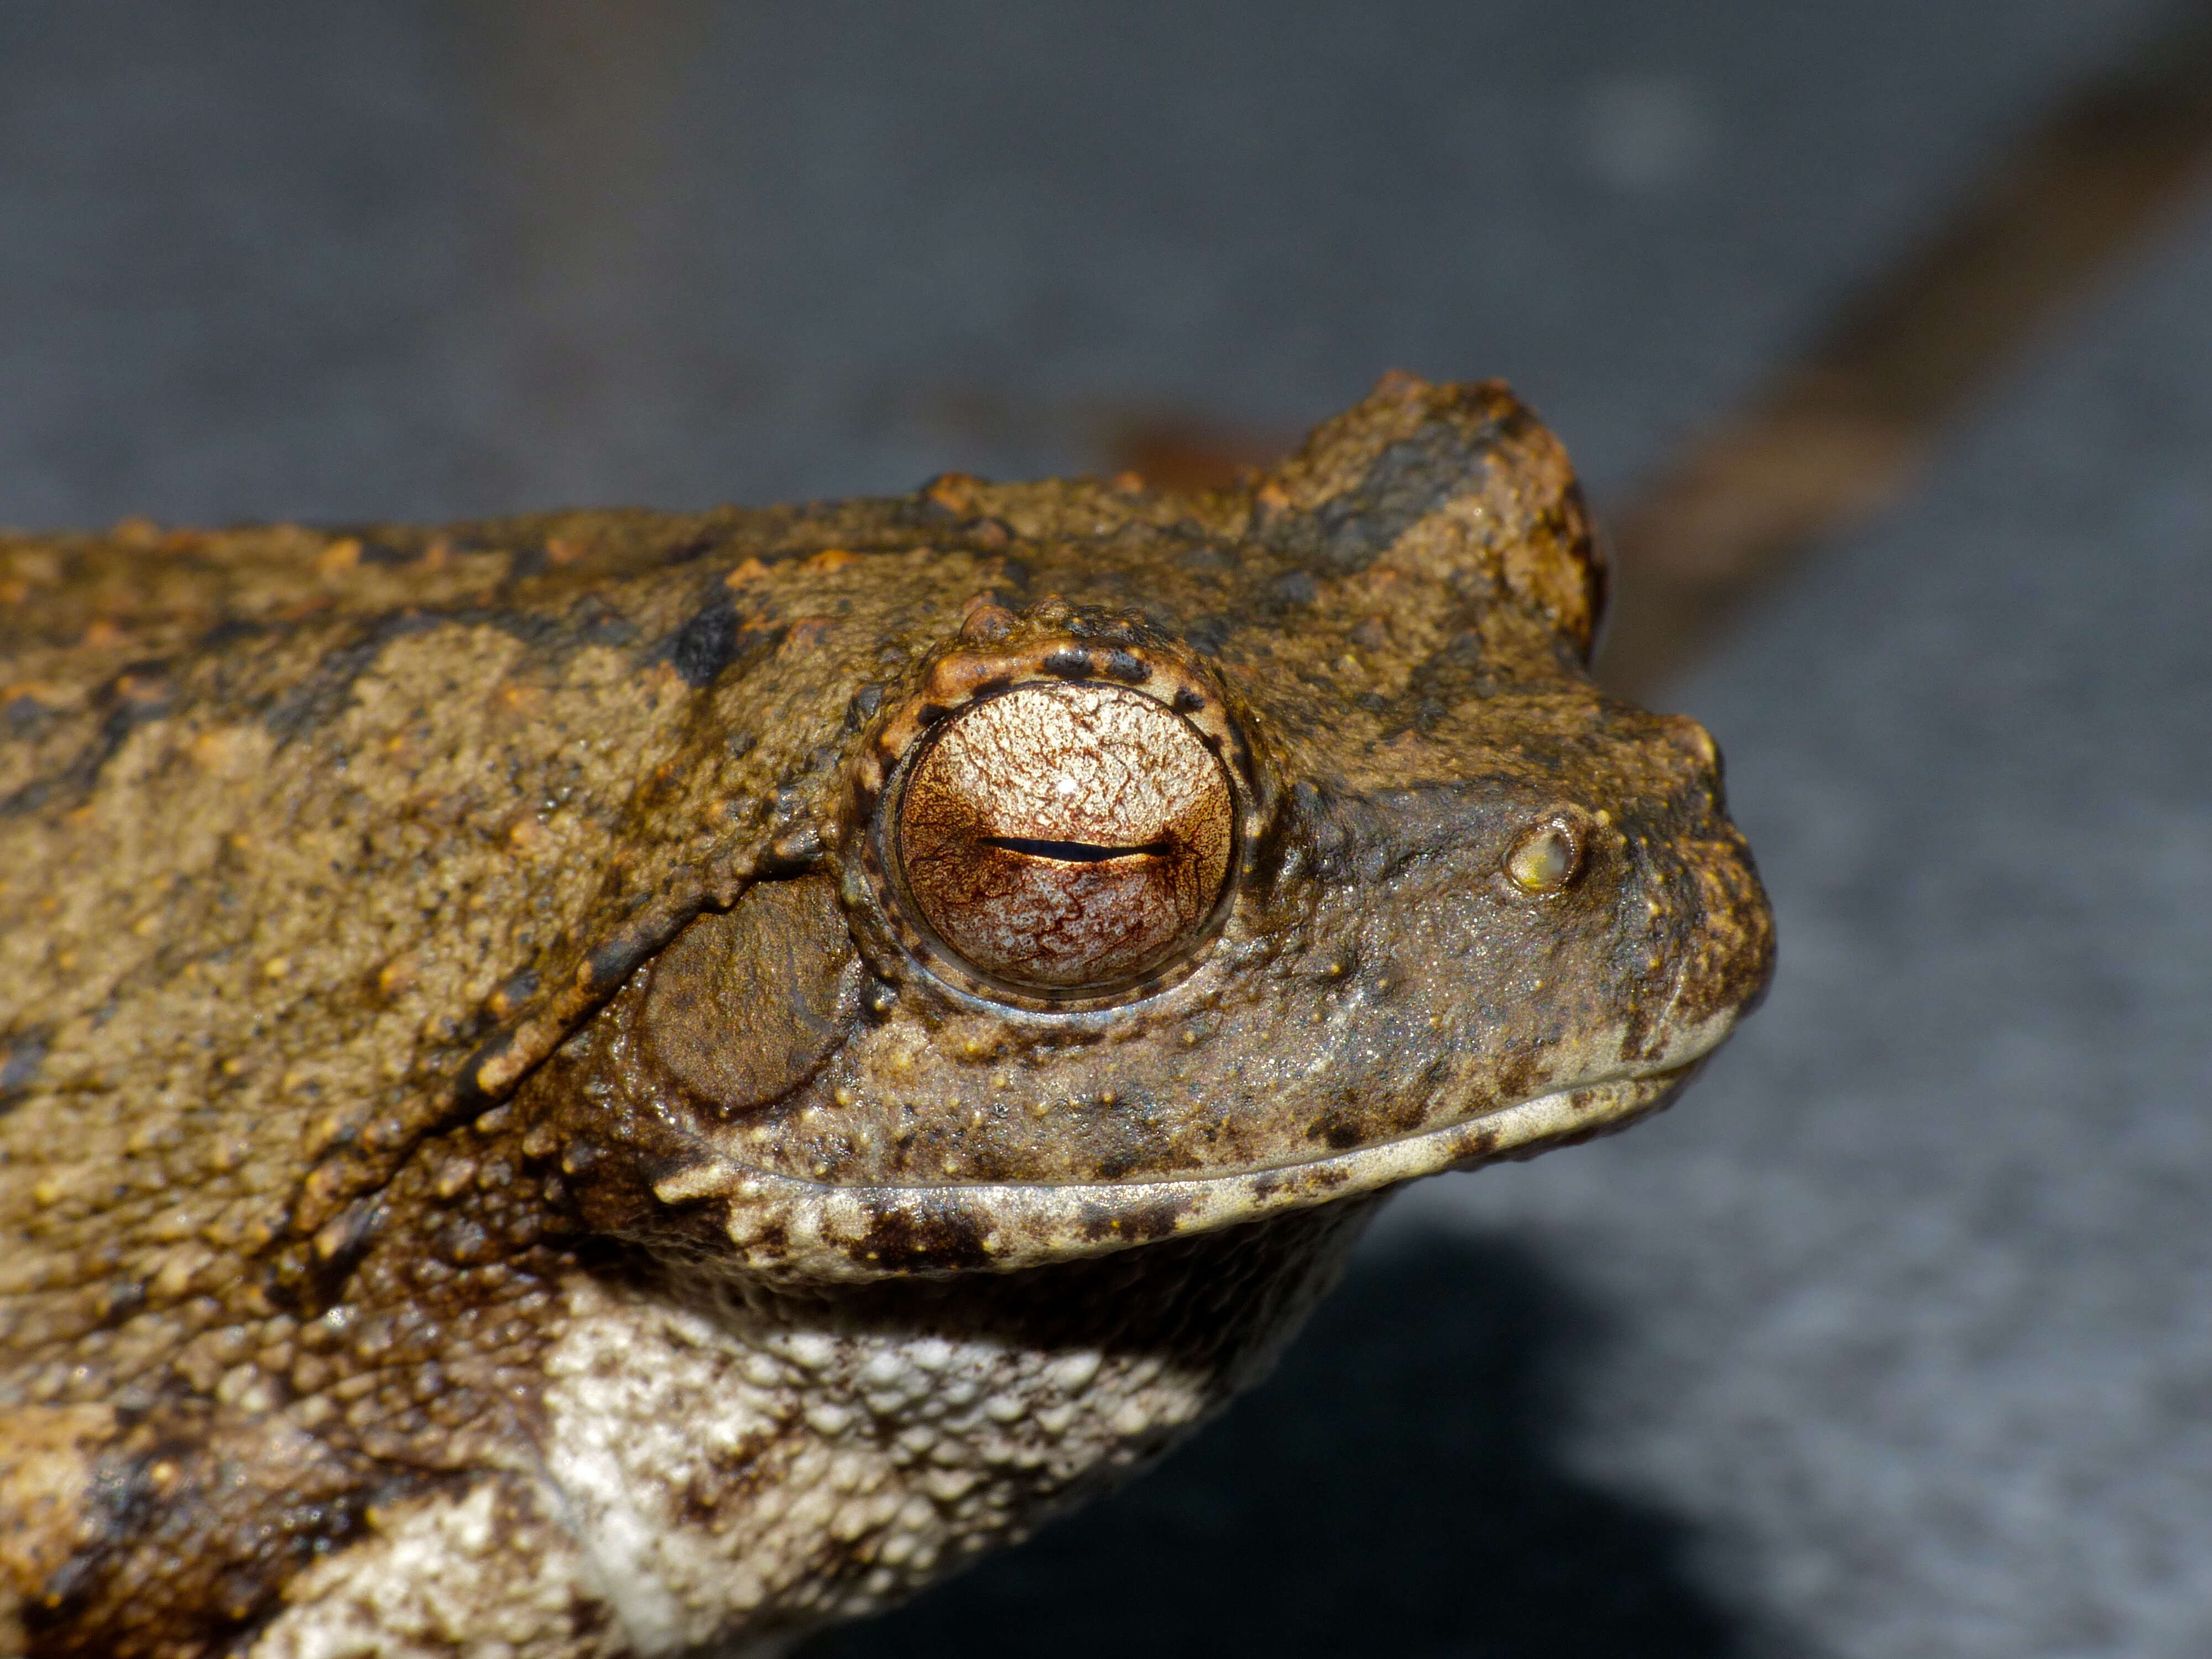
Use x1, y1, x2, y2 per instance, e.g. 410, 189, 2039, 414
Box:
656, 1052, 1718, 1281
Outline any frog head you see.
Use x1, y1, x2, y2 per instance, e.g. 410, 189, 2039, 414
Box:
526, 376, 1774, 1281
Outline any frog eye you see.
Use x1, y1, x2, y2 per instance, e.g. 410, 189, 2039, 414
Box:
889, 681, 1237, 994
1505, 814, 1588, 895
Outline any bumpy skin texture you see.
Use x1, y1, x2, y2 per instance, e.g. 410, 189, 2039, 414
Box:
0, 377, 1773, 1657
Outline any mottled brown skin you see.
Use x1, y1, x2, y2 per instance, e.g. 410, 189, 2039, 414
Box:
0, 376, 1773, 1657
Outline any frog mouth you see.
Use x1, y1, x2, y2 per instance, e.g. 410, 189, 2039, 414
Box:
655, 1060, 1704, 1282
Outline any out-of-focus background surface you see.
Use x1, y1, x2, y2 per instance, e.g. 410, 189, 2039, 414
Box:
4, 3, 2208, 1653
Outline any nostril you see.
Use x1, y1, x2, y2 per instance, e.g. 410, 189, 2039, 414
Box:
1505, 815, 1587, 895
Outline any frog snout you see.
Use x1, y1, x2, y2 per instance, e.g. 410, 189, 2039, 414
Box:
1656, 815, 1776, 1041
1629, 712, 1773, 1035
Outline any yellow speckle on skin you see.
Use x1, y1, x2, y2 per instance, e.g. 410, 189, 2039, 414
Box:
833, 1086, 858, 1108
724, 557, 771, 587
317, 538, 361, 577
302, 1110, 352, 1157
261, 957, 290, 981
431, 1159, 478, 1200
311, 1212, 362, 1263
150, 1250, 200, 1298
205, 1139, 249, 1175
190, 726, 265, 775
806, 548, 860, 573
31, 1176, 66, 1207
0, 679, 59, 711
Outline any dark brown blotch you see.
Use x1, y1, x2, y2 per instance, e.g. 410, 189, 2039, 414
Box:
853, 1202, 994, 1274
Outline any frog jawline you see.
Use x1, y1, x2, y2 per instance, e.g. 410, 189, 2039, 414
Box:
659, 1062, 1702, 1283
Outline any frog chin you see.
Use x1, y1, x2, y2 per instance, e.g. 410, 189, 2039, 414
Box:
656, 1048, 1717, 1284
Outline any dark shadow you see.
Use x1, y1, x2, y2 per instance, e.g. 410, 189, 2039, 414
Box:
802, 1230, 1749, 1659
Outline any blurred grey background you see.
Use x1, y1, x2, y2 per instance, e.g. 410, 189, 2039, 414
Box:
4, 3, 2208, 1655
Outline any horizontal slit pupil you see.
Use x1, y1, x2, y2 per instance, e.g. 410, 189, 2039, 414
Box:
981, 835, 1171, 863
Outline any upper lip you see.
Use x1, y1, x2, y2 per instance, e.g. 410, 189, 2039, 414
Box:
665, 1055, 1718, 1279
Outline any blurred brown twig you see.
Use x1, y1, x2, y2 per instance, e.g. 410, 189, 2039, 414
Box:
1598, 1, 2212, 697
1100, 3, 2212, 701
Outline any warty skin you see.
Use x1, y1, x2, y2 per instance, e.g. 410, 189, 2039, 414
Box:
0, 374, 1772, 1657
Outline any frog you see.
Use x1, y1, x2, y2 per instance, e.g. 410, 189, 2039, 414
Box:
0, 373, 1773, 1659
